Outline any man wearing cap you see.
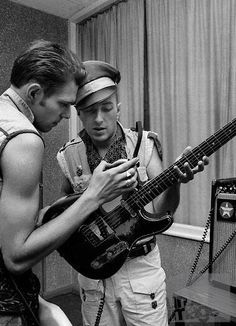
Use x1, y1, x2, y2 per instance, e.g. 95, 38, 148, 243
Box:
57, 61, 209, 326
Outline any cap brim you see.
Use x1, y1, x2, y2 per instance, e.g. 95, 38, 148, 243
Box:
76, 86, 116, 110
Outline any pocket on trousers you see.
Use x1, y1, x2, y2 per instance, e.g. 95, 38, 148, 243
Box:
127, 246, 166, 294
78, 274, 102, 302
129, 269, 166, 295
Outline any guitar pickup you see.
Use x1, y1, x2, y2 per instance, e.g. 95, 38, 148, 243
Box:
90, 241, 128, 270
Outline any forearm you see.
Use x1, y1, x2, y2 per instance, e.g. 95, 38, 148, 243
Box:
1, 189, 99, 274
152, 182, 180, 215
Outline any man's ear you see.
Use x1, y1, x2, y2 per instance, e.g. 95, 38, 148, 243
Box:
27, 83, 43, 103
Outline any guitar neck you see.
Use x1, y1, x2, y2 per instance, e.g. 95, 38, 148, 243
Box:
131, 117, 236, 208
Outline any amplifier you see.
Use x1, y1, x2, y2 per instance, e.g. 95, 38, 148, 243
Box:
209, 178, 236, 293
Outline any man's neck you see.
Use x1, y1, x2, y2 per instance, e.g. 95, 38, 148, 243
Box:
93, 124, 119, 157
10, 85, 28, 105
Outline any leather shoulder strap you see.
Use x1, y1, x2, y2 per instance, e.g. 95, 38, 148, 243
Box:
132, 121, 143, 158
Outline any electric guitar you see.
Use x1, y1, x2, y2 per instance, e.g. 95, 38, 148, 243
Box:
43, 118, 236, 279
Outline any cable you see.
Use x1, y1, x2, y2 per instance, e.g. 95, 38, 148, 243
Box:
94, 280, 106, 326
187, 228, 236, 287
168, 209, 212, 324
186, 208, 213, 287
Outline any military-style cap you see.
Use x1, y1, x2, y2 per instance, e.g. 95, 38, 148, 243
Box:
76, 60, 120, 110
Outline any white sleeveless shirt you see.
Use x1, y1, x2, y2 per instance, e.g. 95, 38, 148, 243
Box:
0, 88, 42, 194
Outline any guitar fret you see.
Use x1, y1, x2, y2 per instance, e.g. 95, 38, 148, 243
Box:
193, 143, 210, 158
144, 189, 155, 202
182, 155, 195, 169
136, 195, 147, 207
209, 134, 225, 151
183, 148, 206, 169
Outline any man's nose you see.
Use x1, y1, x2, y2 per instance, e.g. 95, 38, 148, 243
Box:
95, 109, 103, 122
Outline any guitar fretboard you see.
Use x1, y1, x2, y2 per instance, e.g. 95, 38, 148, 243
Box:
129, 117, 236, 208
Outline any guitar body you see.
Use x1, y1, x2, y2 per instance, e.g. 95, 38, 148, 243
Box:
43, 193, 173, 279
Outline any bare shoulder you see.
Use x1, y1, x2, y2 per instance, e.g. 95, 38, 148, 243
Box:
1, 132, 44, 192
2, 132, 44, 160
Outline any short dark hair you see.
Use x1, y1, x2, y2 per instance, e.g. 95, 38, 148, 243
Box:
10, 39, 86, 96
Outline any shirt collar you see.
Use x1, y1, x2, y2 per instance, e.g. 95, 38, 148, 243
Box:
3, 88, 34, 123
79, 122, 127, 173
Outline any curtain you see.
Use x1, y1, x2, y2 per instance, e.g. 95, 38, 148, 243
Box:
146, 0, 236, 226
77, 0, 145, 127
76, 0, 236, 226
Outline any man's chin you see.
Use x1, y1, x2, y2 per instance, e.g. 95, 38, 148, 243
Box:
34, 124, 53, 133
92, 134, 107, 142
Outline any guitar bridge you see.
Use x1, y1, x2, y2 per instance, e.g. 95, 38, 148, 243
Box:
90, 241, 129, 270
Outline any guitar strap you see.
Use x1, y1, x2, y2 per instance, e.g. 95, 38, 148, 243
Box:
132, 121, 143, 159
131, 122, 163, 186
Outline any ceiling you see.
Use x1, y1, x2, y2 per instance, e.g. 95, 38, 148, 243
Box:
10, 0, 96, 19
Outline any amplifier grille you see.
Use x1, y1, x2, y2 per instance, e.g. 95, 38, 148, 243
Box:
209, 179, 236, 292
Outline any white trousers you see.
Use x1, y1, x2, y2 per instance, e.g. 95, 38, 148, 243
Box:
78, 245, 168, 326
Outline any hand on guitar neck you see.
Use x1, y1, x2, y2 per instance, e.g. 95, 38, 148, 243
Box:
173, 146, 209, 184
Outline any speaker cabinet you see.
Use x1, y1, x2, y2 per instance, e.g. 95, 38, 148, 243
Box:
209, 178, 236, 293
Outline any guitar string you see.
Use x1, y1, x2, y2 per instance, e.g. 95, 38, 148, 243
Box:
81, 120, 236, 242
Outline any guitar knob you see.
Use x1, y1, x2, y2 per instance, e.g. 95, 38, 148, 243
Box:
92, 261, 100, 268
107, 251, 113, 259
